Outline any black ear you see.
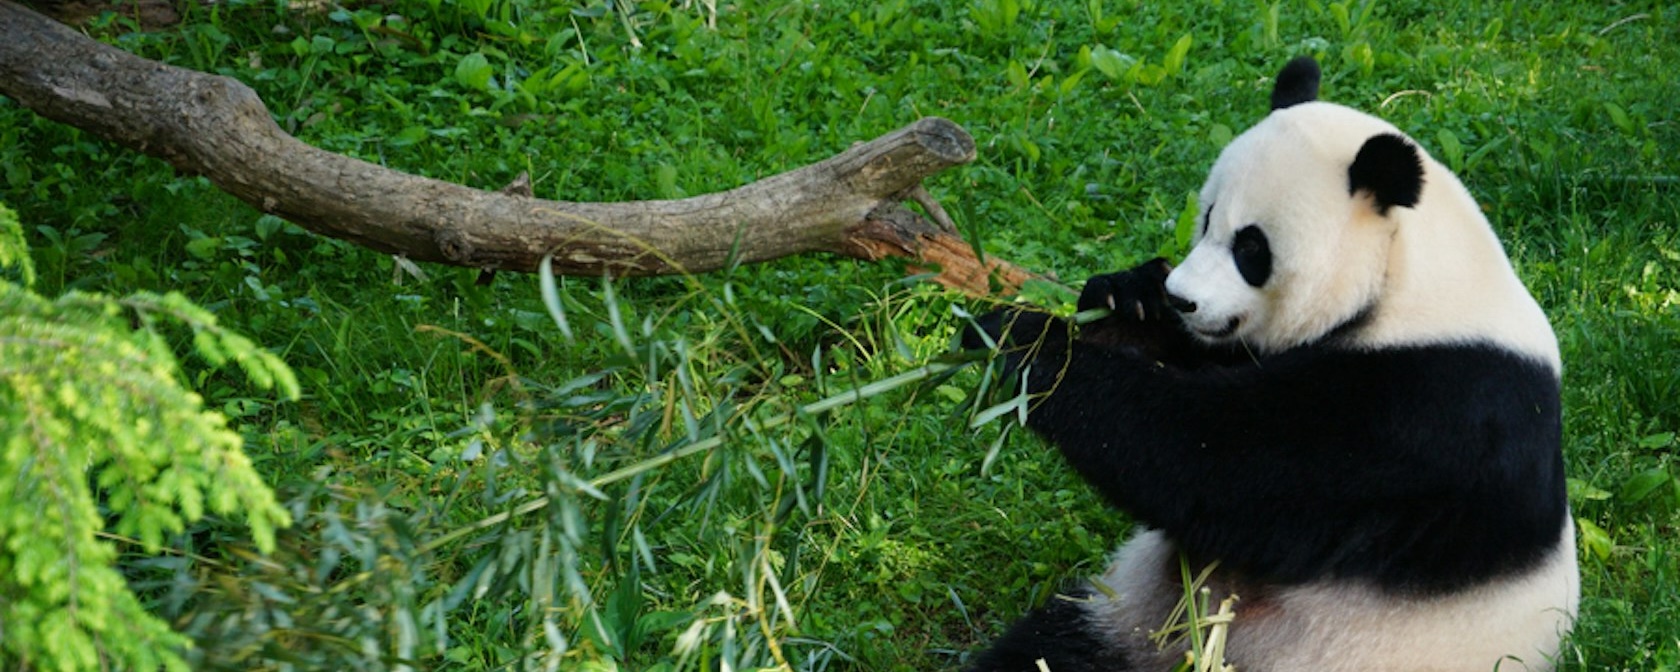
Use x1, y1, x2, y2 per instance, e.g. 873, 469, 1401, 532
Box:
1270, 56, 1321, 110
1348, 133, 1425, 215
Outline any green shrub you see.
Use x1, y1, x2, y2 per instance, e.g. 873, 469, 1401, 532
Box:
0, 202, 297, 671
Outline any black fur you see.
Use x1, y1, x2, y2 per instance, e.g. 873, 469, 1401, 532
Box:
1349, 133, 1426, 214
965, 308, 1073, 374
970, 260, 1567, 593
962, 591, 1133, 672
1270, 56, 1321, 110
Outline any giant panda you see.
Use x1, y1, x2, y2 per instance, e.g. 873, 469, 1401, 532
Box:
961, 56, 1578, 672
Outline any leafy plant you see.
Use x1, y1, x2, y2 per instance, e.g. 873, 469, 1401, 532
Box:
0, 202, 297, 671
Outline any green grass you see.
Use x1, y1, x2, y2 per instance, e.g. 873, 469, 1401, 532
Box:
2, 0, 1677, 669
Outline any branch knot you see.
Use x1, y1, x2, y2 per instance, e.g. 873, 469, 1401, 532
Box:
435, 229, 474, 264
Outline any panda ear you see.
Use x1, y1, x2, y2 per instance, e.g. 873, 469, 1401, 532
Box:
1348, 133, 1425, 215
1270, 56, 1321, 110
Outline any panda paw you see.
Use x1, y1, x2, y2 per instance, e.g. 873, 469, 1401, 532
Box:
1077, 257, 1175, 323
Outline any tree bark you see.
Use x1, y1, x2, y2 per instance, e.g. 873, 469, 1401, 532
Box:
0, 0, 1033, 295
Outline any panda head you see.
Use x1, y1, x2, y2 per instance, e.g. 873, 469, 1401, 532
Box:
1164, 57, 1428, 354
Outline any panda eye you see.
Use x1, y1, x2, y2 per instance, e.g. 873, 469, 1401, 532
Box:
1231, 225, 1272, 287
1233, 235, 1261, 256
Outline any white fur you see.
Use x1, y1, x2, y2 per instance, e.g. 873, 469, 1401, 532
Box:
1165, 102, 1559, 372
1086, 527, 1579, 672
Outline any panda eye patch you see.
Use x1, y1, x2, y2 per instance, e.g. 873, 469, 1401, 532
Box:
1232, 225, 1272, 287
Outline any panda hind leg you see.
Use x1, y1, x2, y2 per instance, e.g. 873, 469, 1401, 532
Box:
963, 592, 1133, 672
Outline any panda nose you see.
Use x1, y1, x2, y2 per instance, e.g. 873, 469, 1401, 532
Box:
1166, 292, 1197, 313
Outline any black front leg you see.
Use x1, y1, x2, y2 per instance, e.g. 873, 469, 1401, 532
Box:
963, 590, 1134, 672
961, 307, 1076, 380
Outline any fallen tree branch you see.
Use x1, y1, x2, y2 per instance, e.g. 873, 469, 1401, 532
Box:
0, 0, 1036, 295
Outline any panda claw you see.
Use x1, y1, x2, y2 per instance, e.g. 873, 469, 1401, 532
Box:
1134, 301, 1147, 321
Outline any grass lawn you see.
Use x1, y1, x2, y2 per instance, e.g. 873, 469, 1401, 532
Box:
2, 0, 1677, 669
